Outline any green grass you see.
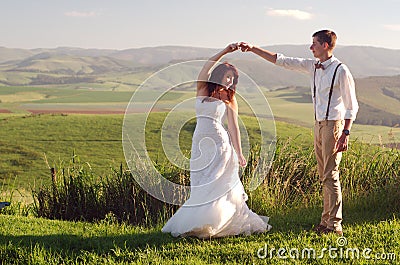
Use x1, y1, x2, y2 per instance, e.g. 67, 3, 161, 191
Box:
0, 210, 398, 264
0, 71, 37, 85
0, 112, 309, 191
0, 114, 125, 191
0, 86, 134, 104
355, 76, 400, 116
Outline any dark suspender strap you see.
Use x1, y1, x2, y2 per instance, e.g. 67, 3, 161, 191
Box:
313, 67, 317, 120
325, 63, 342, 120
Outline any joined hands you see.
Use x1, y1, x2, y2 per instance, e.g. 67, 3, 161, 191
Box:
225, 42, 254, 53
238, 42, 253, 52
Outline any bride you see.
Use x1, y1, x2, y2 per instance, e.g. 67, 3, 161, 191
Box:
162, 43, 271, 238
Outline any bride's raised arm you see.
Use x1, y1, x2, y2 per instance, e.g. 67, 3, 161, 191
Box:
197, 43, 238, 96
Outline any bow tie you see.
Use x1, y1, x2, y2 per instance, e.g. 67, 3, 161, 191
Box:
315, 62, 325, 70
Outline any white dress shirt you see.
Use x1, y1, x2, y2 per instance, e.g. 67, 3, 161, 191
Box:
275, 53, 359, 121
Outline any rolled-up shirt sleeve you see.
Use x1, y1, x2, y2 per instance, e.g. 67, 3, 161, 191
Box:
339, 65, 359, 120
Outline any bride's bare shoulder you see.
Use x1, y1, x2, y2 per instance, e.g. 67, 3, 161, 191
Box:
196, 85, 208, 97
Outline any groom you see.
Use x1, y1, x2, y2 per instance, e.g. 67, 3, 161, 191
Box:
239, 30, 359, 236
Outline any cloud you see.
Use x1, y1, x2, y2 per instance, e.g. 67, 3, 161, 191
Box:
383, 24, 400, 31
267, 8, 313, 20
64, 11, 98, 17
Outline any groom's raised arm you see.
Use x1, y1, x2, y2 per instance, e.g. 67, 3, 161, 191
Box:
239, 42, 277, 64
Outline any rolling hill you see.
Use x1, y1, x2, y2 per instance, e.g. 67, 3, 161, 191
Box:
0, 45, 399, 127
0, 45, 399, 86
266, 80, 400, 127
12, 54, 133, 75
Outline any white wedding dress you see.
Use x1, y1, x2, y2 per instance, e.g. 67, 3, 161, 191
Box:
162, 97, 271, 238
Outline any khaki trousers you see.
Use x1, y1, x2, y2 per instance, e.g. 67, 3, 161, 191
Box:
314, 120, 344, 231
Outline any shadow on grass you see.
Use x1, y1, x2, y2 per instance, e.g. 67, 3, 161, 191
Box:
0, 229, 177, 257
267, 182, 400, 234
344, 182, 400, 224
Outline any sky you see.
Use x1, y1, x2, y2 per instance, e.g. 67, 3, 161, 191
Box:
1, 0, 400, 50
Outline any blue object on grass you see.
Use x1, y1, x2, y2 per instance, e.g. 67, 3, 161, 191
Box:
0, 202, 11, 209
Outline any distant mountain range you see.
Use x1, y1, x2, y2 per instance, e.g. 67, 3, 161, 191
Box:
1, 45, 399, 83
1, 44, 399, 90
0, 45, 399, 127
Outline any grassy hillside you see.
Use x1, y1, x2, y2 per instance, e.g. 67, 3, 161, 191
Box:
264, 83, 400, 127
0, 47, 35, 63
0, 113, 310, 191
355, 75, 400, 116
1, 45, 399, 129
13, 54, 134, 75
1, 45, 400, 88
0, 114, 125, 190
2, 45, 400, 75
0, 111, 398, 203
0, 83, 400, 143
1, 59, 399, 127
0, 212, 398, 264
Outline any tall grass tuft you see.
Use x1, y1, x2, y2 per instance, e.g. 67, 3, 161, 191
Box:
247, 138, 400, 217
32, 140, 400, 225
33, 157, 180, 226
0, 176, 35, 216
244, 138, 320, 215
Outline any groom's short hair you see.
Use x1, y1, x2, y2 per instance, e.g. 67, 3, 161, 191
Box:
313, 30, 337, 51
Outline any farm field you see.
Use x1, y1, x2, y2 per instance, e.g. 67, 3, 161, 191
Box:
0, 84, 398, 141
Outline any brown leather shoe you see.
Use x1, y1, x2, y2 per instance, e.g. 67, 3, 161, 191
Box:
319, 227, 343, 236
312, 224, 327, 233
